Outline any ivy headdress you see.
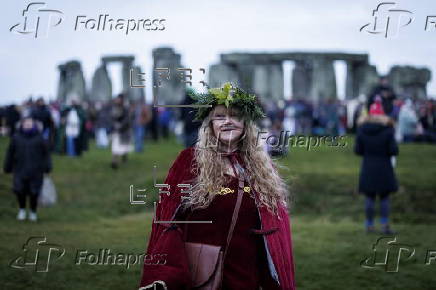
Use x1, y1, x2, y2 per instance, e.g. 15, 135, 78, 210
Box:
188, 82, 266, 122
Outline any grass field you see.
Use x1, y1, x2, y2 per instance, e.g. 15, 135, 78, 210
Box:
0, 135, 435, 290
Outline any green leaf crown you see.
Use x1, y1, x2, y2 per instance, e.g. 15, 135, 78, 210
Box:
188, 82, 266, 122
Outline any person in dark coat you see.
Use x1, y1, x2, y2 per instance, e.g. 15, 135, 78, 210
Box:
31, 97, 54, 142
3, 117, 52, 221
0, 106, 4, 132
180, 90, 202, 148
355, 97, 399, 234
147, 106, 159, 142
367, 76, 396, 117
4, 104, 21, 137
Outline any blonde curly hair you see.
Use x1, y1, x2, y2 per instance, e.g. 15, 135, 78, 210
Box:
181, 109, 291, 216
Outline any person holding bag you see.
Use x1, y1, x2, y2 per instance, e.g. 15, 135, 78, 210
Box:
3, 117, 52, 222
139, 83, 296, 290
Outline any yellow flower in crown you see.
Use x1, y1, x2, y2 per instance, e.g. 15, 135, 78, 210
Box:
209, 82, 235, 108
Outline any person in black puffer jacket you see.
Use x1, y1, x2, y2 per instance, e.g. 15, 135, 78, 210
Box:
31, 97, 54, 142
3, 117, 52, 222
355, 96, 399, 235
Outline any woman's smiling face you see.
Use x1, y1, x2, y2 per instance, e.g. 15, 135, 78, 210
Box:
210, 105, 245, 147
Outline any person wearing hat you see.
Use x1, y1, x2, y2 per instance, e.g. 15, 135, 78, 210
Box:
355, 96, 399, 234
139, 83, 296, 290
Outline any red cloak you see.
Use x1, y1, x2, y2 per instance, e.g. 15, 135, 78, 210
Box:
139, 147, 296, 290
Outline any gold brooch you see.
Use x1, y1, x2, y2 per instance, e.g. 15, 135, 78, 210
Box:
217, 188, 234, 195
216, 187, 251, 195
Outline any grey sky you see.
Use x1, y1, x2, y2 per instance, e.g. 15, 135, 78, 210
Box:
1, 0, 435, 105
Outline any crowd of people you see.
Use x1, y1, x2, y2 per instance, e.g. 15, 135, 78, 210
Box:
1, 78, 435, 223
352, 77, 436, 144
263, 94, 436, 147
1, 83, 435, 159
1, 85, 435, 164
0, 95, 155, 164
0, 94, 155, 221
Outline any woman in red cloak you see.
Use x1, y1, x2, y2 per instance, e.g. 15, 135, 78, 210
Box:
139, 83, 296, 290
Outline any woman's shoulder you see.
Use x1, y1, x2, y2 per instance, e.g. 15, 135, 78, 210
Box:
170, 147, 197, 172
176, 146, 196, 161
164, 147, 198, 186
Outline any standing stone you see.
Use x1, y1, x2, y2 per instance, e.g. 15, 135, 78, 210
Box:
355, 63, 379, 97
388, 65, 431, 99
346, 61, 379, 99
253, 65, 270, 99
208, 64, 240, 88
237, 64, 256, 93
292, 60, 313, 99
152, 47, 185, 105
310, 58, 337, 102
268, 63, 284, 101
121, 56, 135, 98
91, 64, 112, 102
57, 60, 86, 103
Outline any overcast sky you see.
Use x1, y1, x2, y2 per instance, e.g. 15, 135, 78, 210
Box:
1, 0, 435, 105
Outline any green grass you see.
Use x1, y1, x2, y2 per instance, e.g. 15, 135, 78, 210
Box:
0, 135, 435, 290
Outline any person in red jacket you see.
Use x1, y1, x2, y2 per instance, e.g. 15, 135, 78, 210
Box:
139, 83, 296, 290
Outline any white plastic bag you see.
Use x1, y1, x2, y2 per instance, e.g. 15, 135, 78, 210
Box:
391, 156, 396, 168
38, 175, 57, 207
96, 128, 109, 148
